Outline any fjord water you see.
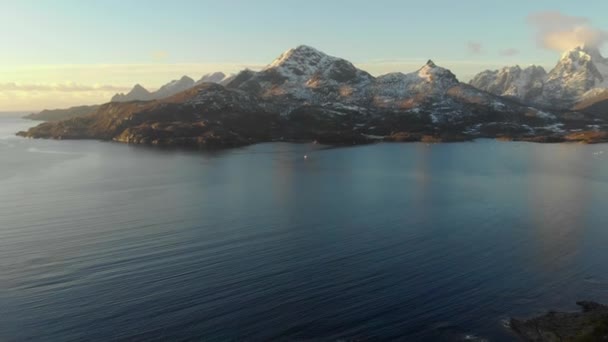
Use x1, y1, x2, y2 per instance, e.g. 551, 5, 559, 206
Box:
1, 116, 608, 341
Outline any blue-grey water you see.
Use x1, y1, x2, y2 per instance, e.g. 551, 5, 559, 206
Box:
1, 116, 608, 341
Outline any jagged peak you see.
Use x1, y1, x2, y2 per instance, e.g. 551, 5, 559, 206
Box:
201, 71, 226, 78
293, 44, 323, 54
178, 75, 195, 82
417, 60, 459, 83
422, 60, 461, 84
559, 45, 602, 64
129, 84, 151, 94
197, 72, 228, 84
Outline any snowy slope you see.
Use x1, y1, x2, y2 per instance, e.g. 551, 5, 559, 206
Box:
373, 60, 459, 108
469, 65, 546, 102
470, 46, 608, 109
225, 45, 375, 104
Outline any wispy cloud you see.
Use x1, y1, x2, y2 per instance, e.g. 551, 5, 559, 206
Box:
527, 11, 608, 51
0, 63, 268, 111
466, 41, 483, 55
0, 82, 130, 92
0, 63, 266, 88
499, 48, 520, 56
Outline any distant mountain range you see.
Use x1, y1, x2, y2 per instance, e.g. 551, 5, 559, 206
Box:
24, 105, 100, 121
470, 45, 608, 110
19, 45, 608, 146
111, 73, 233, 102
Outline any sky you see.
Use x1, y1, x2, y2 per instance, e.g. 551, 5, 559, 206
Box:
1, 0, 608, 111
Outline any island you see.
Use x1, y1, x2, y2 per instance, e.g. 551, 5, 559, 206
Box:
17, 46, 608, 148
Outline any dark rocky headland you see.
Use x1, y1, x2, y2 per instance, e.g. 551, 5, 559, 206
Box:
511, 301, 608, 341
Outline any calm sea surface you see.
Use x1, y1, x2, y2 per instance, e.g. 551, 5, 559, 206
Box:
1, 116, 607, 341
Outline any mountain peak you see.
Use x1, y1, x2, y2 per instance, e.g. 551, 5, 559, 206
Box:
132, 84, 148, 91
580, 45, 605, 63
267, 45, 330, 70
417, 60, 459, 85
197, 72, 228, 85
293, 44, 322, 53
560, 45, 606, 64
179, 75, 195, 83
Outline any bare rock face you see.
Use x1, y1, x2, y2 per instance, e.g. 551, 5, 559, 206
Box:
510, 301, 608, 341
470, 65, 546, 103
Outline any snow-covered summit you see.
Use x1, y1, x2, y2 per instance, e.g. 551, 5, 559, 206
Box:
542, 46, 607, 107
469, 65, 546, 102
226, 45, 374, 103
416, 59, 459, 86
266, 45, 329, 70
373, 59, 459, 107
470, 45, 608, 109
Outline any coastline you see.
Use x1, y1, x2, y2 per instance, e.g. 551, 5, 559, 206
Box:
511, 302, 608, 341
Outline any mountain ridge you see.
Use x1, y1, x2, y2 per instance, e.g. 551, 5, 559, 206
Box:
470, 45, 608, 110
19, 45, 608, 146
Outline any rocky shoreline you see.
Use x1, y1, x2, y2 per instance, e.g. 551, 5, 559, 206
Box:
17, 125, 608, 149
511, 302, 608, 341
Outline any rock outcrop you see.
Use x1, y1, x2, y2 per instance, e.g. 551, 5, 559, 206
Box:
511, 301, 608, 341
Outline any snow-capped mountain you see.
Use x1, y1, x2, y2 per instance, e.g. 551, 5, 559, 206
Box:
111, 84, 154, 102
470, 46, 608, 109
469, 65, 546, 103
25, 44, 608, 148
225, 45, 375, 104
196, 72, 231, 85
542, 46, 607, 107
373, 60, 459, 107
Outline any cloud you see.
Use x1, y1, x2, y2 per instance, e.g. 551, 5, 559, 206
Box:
527, 11, 608, 51
499, 48, 520, 56
467, 41, 483, 54
0, 82, 130, 92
